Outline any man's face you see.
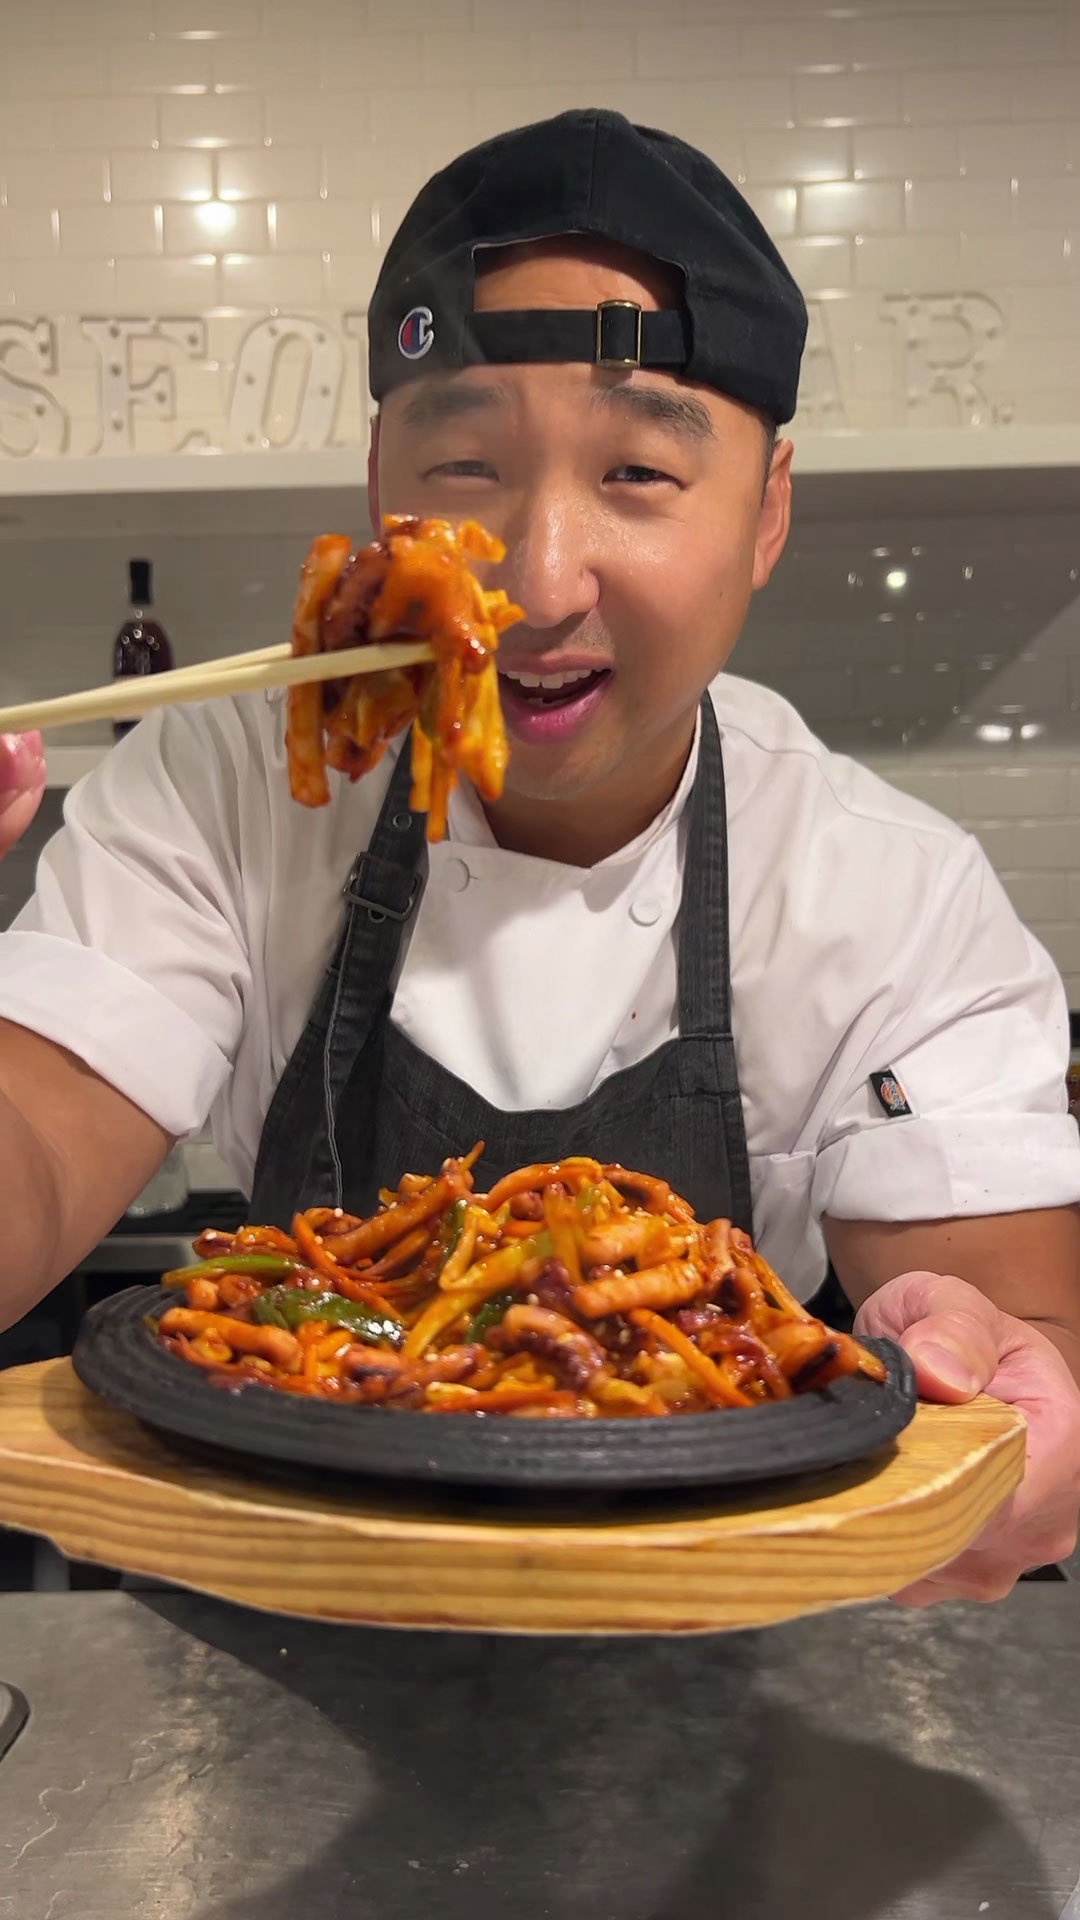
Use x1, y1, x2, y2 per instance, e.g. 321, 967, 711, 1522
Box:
372, 241, 793, 818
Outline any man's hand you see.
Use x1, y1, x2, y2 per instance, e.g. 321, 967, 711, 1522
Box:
855, 1271, 1080, 1604
0, 732, 46, 858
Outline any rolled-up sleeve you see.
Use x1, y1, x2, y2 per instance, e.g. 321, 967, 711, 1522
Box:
0, 702, 252, 1140
811, 833, 1080, 1222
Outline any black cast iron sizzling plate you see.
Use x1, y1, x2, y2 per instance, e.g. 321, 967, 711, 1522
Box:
73, 1286, 917, 1493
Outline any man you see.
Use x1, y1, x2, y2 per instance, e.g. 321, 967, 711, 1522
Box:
0, 110, 1078, 1604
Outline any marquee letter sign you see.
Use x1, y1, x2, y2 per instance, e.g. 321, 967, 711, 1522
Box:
0, 319, 70, 457
80, 316, 208, 454
343, 309, 373, 442
881, 293, 1006, 429
0, 294, 1016, 461
228, 316, 344, 452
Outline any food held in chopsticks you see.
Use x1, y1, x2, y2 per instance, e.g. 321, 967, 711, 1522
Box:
154, 1151, 887, 1418
288, 516, 523, 839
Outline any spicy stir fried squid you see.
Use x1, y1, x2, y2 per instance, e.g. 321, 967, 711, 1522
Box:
287, 516, 522, 840
156, 1150, 887, 1418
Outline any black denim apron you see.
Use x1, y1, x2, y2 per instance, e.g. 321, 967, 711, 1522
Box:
250, 697, 753, 1236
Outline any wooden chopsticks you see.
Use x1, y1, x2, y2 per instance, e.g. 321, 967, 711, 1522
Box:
0, 639, 436, 735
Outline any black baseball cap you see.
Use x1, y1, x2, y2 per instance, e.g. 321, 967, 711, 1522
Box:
368, 108, 807, 425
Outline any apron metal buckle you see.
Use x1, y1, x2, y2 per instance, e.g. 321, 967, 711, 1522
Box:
343, 854, 422, 923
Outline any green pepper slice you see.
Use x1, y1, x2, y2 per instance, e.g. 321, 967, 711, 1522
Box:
465, 1291, 515, 1343
251, 1285, 404, 1349
437, 1196, 468, 1271
162, 1253, 302, 1288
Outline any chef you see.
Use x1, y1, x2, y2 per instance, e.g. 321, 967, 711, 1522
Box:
0, 109, 1078, 1602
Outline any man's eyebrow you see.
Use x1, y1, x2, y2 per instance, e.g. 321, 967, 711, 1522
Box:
593, 382, 716, 440
398, 382, 511, 430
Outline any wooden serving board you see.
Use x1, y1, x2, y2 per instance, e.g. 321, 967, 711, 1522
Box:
0, 1358, 1025, 1635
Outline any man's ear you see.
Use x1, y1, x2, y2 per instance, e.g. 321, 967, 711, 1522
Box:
752, 436, 793, 593
367, 411, 381, 537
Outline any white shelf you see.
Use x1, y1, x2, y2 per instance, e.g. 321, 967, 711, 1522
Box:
0, 449, 369, 539
795, 424, 1080, 475
0, 448, 365, 500
1, 425, 1078, 527
792, 426, 1080, 518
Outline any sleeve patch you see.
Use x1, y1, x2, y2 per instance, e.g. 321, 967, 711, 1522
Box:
870, 1070, 913, 1118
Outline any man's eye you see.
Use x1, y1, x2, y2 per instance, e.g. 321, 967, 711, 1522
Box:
424, 459, 498, 480
605, 464, 675, 485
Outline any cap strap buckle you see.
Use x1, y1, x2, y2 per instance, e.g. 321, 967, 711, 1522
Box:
595, 300, 642, 370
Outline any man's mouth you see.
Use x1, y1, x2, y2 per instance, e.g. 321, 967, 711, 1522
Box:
499, 663, 611, 707
497, 661, 613, 742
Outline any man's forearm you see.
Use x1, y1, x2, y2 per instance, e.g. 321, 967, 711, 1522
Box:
0, 1018, 173, 1334
824, 1207, 1080, 1389
0, 1081, 65, 1329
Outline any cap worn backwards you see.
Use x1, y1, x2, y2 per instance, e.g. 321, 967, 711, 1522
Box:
368, 108, 808, 425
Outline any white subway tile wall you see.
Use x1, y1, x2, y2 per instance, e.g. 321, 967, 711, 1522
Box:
0, 0, 1077, 1001
738, 511, 1080, 1005
800, 179, 904, 234
853, 124, 961, 179
162, 196, 267, 252
745, 127, 851, 184
107, 146, 215, 201
1, 0, 1074, 435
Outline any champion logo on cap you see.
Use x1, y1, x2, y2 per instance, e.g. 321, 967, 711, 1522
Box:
398, 305, 435, 360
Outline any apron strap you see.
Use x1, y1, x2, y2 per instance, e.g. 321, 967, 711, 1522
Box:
254, 698, 742, 1218
317, 746, 426, 1203
677, 696, 735, 1039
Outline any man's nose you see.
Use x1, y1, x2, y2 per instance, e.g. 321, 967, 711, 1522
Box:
500, 488, 600, 632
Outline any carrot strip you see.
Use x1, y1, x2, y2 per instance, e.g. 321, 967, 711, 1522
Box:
629, 1309, 755, 1408
316, 1169, 465, 1264
424, 1383, 575, 1414
291, 1214, 403, 1320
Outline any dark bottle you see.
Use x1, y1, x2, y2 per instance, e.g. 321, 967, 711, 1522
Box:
112, 558, 174, 740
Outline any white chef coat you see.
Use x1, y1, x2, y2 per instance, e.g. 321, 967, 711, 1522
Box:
1, 672, 1077, 1301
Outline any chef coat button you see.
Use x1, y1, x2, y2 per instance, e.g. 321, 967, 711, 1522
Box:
630, 895, 662, 927
443, 856, 470, 894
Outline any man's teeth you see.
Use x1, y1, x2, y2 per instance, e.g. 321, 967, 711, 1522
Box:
500, 666, 598, 690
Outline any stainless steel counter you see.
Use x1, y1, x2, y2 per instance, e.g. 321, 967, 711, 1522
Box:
1, 1589, 1078, 1918
74, 1230, 202, 1274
